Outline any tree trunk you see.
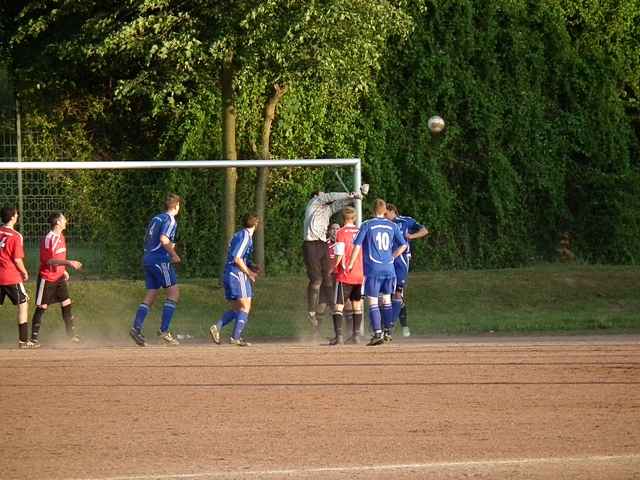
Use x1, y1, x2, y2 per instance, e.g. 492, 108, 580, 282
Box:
222, 51, 237, 270
254, 83, 288, 273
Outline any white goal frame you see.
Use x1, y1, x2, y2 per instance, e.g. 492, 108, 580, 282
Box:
0, 158, 363, 224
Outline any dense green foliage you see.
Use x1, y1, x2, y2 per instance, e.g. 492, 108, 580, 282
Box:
1, 0, 638, 276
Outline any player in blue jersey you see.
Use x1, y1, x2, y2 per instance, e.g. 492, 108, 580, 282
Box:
129, 193, 182, 347
348, 199, 407, 346
209, 214, 260, 347
385, 204, 429, 337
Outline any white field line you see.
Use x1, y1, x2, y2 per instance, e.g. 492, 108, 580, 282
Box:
62, 454, 640, 480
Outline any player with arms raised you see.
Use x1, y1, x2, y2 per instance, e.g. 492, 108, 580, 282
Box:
129, 194, 181, 347
348, 199, 407, 346
209, 214, 260, 346
385, 204, 429, 337
331, 207, 364, 345
30, 212, 83, 345
0, 207, 34, 348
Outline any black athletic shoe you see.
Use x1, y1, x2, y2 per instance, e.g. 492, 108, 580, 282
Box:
129, 328, 146, 347
367, 333, 385, 346
328, 335, 344, 346
383, 330, 393, 343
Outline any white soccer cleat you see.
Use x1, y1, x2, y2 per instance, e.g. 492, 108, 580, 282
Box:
402, 326, 411, 337
209, 324, 221, 344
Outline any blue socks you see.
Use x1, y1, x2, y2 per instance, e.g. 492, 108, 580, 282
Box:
392, 299, 403, 323
133, 304, 150, 331
232, 311, 249, 340
217, 310, 236, 330
382, 303, 394, 330
369, 304, 382, 333
160, 299, 177, 332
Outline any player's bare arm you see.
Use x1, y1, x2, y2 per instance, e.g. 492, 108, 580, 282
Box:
47, 258, 83, 270
407, 226, 429, 240
235, 256, 257, 282
14, 258, 28, 281
160, 234, 180, 263
392, 243, 408, 259
347, 245, 362, 272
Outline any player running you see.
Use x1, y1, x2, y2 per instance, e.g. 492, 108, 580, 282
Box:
209, 214, 260, 347
30, 212, 83, 346
0, 207, 35, 349
348, 199, 407, 346
129, 194, 181, 347
330, 207, 363, 345
385, 204, 429, 337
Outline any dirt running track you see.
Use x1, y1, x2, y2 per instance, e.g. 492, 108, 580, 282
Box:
1, 335, 639, 480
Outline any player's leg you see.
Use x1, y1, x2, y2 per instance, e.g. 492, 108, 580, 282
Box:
157, 263, 180, 345
130, 264, 162, 345
347, 285, 363, 343
364, 276, 384, 345
30, 276, 50, 346
4, 284, 34, 349
381, 276, 396, 342
210, 272, 239, 344
57, 280, 79, 343
399, 283, 410, 336
303, 241, 324, 330
330, 282, 345, 345
230, 275, 253, 346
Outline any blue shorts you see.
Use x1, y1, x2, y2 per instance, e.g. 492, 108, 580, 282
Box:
144, 262, 177, 290
394, 255, 410, 288
223, 271, 253, 300
364, 272, 396, 298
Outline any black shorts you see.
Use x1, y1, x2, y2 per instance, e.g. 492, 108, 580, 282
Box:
35, 276, 70, 306
334, 281, 363, 305
302, 240, 331, 284
0, 283, 28, 305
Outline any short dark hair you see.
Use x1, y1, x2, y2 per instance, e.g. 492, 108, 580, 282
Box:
1, 207, 17, 224
164, 193, 182, 210
386, 203, 399, 215
243, 213, 260, 228
48, 212, 64, 228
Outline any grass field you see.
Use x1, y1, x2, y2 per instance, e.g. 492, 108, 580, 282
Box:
0, 264, 639, 344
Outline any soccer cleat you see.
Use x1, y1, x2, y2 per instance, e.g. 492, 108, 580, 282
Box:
69, 334, 81, 344
29, 339, 41, 349
229, 337, 251, 347
209, 324, 221, 344
328, 335, 344, 346
345, 335, 360, 345
129, 328, 147, 347
158, 330, 180, 346
366, 333, 385, 346
402, 326, 411, 337
18, 340, 40, 349
383, 331, 393, 343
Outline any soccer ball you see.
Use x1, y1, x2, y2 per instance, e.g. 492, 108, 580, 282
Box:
428, 115, 445, 133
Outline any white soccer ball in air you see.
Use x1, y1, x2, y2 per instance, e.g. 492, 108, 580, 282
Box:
428, 115, 445, 133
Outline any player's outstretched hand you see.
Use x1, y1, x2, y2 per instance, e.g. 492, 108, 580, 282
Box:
360, 183, 370, 196
68, 260, 83, 270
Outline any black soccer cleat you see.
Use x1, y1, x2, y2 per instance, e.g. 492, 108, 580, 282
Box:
129, 328, 146, 347
328, 335, 344, 346
367, 333, 385, 346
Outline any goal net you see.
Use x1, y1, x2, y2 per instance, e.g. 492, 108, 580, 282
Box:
0, 159, 362, 344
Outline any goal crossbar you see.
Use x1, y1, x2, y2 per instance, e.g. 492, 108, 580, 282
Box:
0, 158, 363, 222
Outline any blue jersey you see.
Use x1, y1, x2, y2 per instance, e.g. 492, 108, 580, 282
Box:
392, 215, 424, 259
225, 228, 254, 274
143, 212, 177, 265
353, 217, 406, 275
